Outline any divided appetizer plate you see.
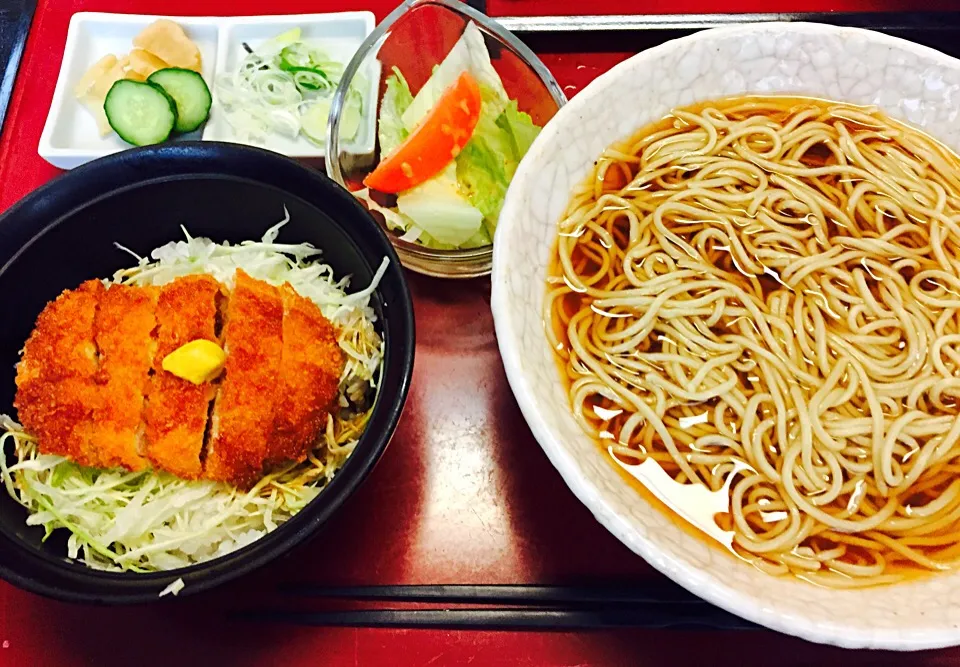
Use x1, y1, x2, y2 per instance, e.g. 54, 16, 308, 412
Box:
38, 12, 378, 169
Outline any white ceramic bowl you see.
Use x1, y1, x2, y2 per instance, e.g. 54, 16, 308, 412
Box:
491, 23, 960, 650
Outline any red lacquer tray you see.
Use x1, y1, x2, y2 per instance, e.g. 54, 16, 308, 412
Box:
4, 1, 960, 665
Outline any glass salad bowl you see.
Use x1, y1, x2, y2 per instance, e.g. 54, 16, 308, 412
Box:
325, 0, 566, 278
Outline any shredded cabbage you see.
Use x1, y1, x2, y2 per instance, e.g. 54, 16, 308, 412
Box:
160, 578, 185, 597
0, 211, 387, 574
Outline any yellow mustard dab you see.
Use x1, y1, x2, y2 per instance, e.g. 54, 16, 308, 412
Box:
162, 339, 226, 385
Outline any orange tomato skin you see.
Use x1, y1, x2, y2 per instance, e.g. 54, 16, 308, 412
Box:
363, 71, 482, 193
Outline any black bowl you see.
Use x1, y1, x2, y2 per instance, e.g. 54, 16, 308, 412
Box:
0, 142, 415, 603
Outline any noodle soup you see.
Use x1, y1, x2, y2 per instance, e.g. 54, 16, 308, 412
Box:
547, 96, 960, 588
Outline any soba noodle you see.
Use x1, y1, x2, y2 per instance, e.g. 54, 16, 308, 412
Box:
547, 96, 960, 588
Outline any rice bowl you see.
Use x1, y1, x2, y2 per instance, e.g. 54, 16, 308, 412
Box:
1, 213, 387, 573
0, 142, 414, 603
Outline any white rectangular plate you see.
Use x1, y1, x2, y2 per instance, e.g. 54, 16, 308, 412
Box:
38, 11, 376, 170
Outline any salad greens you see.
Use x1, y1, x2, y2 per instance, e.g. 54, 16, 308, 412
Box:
377, 67, 414, 158
359, 22, 541, 250
397, 164, 485, 247
215, 27, 362, 145
400, 22, 509, 130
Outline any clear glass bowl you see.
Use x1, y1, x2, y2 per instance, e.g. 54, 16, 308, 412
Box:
325, 0, 566, 279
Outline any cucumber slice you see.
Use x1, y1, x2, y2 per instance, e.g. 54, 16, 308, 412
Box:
103, 80, 177, 146
300, 98, 331, 144
301, 96, 361, 145
147, 68, 212, 133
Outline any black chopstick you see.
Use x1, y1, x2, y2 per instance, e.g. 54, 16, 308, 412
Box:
496, 11, 960, 34
236, 607, 755, 631
264, 584, 755, 630
279, 583, 702, 606
0, 0, 36, 131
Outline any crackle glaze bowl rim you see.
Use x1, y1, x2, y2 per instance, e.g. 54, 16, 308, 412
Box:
491, 22, 960, 650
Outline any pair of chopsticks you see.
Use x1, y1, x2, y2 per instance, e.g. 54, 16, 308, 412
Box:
235, 585, 755, 630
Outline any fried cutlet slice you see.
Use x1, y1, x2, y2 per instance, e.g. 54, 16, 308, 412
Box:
91, 284, 157, 470
267, 284, 344, 467
205, 271, 283, 487
142, 275, 221, 479
14, 280, 104, 466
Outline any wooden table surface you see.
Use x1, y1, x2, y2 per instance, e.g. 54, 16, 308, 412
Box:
3, 0, 960, 665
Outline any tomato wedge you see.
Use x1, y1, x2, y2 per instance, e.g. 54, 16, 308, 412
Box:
363, 71, 482, 193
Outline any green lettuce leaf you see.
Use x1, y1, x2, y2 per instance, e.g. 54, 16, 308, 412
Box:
496, 100, 540, 164
377, 67, 414, 157
456, 110, 510, 221
454, 99, 541, 230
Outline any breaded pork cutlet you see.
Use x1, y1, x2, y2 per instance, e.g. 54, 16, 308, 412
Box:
92, 284, 157, 470
142, 275, 221, 479
14, 280, 104, 466
205, 270, 283, 487
267, 284, 344, 466
15, 270, 347, 488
